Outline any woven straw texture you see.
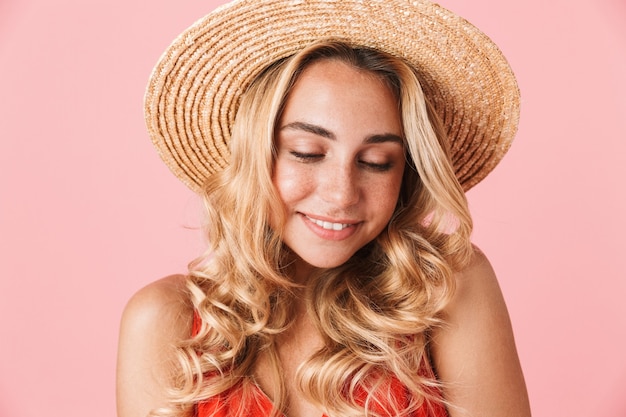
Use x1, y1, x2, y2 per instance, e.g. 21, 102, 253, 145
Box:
145, 0, 520, 193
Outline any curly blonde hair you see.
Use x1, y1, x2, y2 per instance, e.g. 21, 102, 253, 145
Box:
158, 40, 473, 417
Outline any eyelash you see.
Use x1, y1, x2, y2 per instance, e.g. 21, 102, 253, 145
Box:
363, 161, 393, 172
290, 151, 323, 161
289, 151, 393, 172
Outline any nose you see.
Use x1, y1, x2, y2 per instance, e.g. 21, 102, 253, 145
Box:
319, 162, 360, 208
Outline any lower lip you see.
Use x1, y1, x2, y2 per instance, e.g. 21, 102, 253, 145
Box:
301, 214, 359, 241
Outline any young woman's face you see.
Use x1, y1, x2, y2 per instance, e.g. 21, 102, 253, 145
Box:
273, 59, 405, 275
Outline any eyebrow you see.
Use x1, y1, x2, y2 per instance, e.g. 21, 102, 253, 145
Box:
280, 121, 404, 145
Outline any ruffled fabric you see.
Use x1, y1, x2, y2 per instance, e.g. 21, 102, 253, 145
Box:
192, 312, 447, 417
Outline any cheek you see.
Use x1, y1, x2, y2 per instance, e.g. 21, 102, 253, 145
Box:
273, 162, 314, 206
370, 174, 404, 219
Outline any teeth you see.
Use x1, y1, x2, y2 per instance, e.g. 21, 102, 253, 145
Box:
307, 216, 350, 230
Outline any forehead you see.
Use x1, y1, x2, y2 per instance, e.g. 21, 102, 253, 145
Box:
295, 56, 398, 93
279, 59, 403, 140
286, 59, 399, 107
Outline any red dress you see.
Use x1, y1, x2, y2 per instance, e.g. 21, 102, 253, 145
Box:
193, 314, 448, 417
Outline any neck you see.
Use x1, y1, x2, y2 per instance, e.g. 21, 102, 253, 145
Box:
289, 257, 319, 285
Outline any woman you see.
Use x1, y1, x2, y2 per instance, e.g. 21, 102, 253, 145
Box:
117, 1, 530, 417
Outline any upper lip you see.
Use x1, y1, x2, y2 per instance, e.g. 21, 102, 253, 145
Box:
300, 212, 360, 225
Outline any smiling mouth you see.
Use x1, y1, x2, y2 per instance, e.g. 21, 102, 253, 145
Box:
304, 215, 352, 231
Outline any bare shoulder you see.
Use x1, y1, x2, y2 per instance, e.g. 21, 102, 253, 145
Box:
431, 246, 531, 417
121, 274, 193, 332
116, 275, 194, 417
436, 246, 506, 344
452, 245, 501, 303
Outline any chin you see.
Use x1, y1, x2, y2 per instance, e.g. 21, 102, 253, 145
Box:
288, 250, 355, 274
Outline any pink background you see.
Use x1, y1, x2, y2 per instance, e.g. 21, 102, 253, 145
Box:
1, 0, 625, 416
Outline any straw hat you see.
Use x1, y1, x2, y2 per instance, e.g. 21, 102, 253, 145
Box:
145, 0, 519, 193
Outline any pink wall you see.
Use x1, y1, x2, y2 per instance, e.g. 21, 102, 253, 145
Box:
1, 0, 624, 416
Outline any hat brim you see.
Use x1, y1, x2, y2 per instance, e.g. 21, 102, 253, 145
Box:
145, 0, 520, 192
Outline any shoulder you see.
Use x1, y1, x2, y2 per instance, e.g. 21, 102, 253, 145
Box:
452, 245, 500, 304
436, 245, 509, 342
433, 246, 507, 350
121, 274, 193, 331
116, 274, 194, 417
430, 246, 531, 417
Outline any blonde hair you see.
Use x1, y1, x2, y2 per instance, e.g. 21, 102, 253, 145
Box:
158, 40, 473, 417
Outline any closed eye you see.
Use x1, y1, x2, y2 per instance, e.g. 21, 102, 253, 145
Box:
290, 151, 324, 161
359, 160, 393, 172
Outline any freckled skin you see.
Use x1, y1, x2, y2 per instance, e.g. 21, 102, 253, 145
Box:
273, 59, 405, 278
